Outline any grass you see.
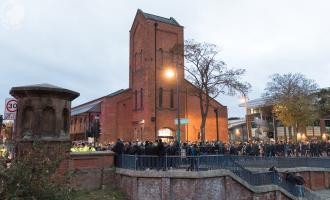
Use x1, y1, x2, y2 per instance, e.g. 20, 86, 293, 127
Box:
70, 188, 127, 200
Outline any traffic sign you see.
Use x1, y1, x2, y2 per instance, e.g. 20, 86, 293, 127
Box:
175, 118, 189, 125
4, 98, 17, 120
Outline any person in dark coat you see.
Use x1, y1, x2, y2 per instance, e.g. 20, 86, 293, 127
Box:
112, 139, 124, 167
157, 139, 165, 156
187, 144, 198, 171
113, 139, 124, 154
156, 139, 166, 170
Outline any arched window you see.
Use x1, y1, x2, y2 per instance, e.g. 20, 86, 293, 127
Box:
83, 117, 87, 130
22, 106, 34, 136
140, 88, 143, 109
79, 118, 83, 130
62, 108, 69, 133
135, 90, 138, 110
41, 107, 56, 136
159, 87, 163, 107
170, 89, 174, 108
158, 128, 174, 137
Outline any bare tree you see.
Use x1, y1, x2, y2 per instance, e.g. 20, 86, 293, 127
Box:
172, 40, 250, 141
263, 73, 319, 141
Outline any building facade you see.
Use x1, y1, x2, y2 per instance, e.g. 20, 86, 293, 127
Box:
242, 98, 330, 142
70, 10, 228, 143
228, 117, 248, 142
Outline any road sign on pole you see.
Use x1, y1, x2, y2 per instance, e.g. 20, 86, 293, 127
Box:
4, 98, 17, 120
175, 118, 189, 125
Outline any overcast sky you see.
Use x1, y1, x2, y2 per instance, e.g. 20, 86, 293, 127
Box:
1, 0, 330, 118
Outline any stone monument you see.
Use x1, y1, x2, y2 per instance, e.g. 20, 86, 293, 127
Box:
10, 83, 79, 157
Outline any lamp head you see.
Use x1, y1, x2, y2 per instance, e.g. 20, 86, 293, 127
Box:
165, 68, 175, 79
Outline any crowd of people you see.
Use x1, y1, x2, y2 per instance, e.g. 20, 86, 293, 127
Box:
70, 142, 96, 152
109, 139, 330, 157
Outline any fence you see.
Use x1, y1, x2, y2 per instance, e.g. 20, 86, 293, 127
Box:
116, 154, 330, 170
116, 154, 325, 199
232, 156, 330, 169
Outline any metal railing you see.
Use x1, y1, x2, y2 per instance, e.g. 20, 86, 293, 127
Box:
116, 154, 325, 198
231, 156, 330, 169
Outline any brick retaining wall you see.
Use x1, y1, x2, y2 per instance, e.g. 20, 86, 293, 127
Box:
115, 169, 294, 200
68, 151, 116, 190
249, 167, 330, 191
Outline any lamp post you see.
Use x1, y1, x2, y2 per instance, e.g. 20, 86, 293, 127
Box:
240, 96, 249, 141
165, 67, 181, 144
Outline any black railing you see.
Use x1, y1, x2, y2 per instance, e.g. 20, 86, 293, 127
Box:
231, 156, 330, 169
116, 154, 325, 199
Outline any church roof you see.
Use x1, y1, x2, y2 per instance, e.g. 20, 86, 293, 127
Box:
105, 89, 130, 97
138, 9, 182, 27
71, 100, 101, 116
71, 88, 130, 114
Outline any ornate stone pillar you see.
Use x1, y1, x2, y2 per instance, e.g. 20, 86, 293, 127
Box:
10, 83, 79, 158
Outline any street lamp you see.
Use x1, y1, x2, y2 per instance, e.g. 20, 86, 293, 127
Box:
240, 96, 249, 141
165, 67, 181, 144
165, 69, 175, 79
322, 133, 327, 141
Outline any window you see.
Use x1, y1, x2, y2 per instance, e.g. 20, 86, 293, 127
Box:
62, 108, 69, 133
79, 118, 83, 130
159, 87, 163, 107
22, 106, 34, 135
326, 120, 330, 133
170, 89, 174, 108
325, 120, 330, 127
74, 118, 77, 132
135, 90, 138, 110
158, 128, 173, 137
41, 107, 56, 136
140, 88, 143, 109
251, 122, 257, 129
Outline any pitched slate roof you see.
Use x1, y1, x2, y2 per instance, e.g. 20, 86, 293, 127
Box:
105, 89, 130, 97
71, 88, 130, 115
71, 100, 101, 116
138, 9, 181, 27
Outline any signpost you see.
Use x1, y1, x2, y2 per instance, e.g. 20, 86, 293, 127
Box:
4, 98, 17, 120
175, 118, 189, 125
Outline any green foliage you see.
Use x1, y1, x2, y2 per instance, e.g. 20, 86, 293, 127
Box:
317, 88, 330, 118
264, 73, 319, 136
0, 141, 72, 200
273, 96, 318, 132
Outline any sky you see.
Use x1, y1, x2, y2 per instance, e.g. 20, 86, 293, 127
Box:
0, 0, 330, 118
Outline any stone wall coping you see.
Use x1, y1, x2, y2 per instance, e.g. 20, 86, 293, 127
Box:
116, 168, 299, 200
247, 167, 330, 173
10, 83, 79, 100
70, 151, 114, 157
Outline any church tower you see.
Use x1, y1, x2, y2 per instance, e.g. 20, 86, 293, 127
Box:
129, 9, 186, 141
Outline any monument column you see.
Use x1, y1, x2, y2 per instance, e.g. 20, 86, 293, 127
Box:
10, 83, 79, 162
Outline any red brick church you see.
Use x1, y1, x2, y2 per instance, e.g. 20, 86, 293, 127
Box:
70, 9, 228, 143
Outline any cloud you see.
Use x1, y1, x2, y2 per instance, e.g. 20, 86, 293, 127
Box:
0, 0, 330, 118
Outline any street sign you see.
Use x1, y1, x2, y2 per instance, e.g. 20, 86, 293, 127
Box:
4, 98, 17, 120
175, 118, 189, 125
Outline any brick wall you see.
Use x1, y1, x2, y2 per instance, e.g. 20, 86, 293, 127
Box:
294, 170, 330, 190
67, 151, 116, 190
115, 169, 292, 200
99, 91, 132, 143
